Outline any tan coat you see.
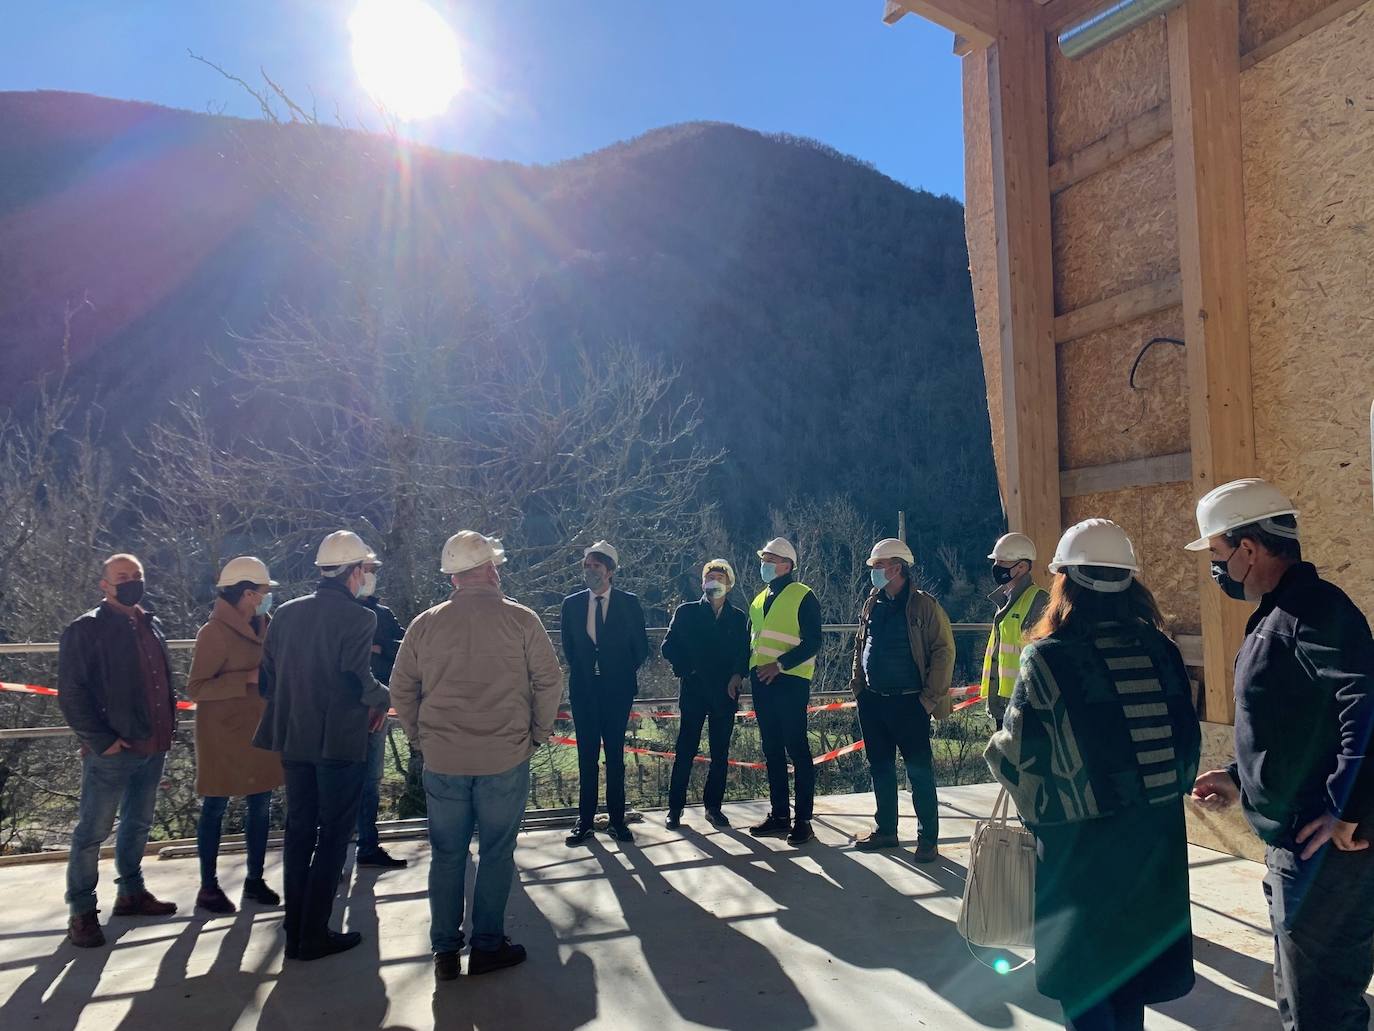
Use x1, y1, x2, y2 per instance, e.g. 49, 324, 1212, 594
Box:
390, 584, 563, 777
187, 599, 284, 797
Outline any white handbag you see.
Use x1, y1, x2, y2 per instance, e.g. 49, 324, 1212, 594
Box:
958, 787, 1037, 954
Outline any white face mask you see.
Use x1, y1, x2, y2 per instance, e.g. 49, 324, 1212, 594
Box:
703, 579, 727, 597
359, 571, 378, 597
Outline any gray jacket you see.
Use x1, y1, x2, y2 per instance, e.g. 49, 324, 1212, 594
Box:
253, 578, 389, 763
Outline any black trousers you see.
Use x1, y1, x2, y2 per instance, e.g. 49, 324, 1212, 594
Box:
1064, 992, 1145, 1031
753, 673, 814, 822
857, 690, 938, 843
571, 685, 634, 826
1263, 841, 1374, 1030
281, 758, 367, 948
667, 690, 737, 813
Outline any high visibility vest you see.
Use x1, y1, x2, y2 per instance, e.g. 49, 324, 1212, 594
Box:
749, 582, 816, 681
981, 585, 1047, 699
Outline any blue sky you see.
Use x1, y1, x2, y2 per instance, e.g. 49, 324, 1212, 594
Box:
1, 1, 967, 198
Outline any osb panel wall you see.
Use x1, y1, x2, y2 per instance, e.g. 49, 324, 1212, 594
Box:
1242, 1, 1374, 618
1047, 16, 1170, 164
963, 49, 1008, 506
1063, 483, 1201, 634
1052, 137, 1179, 314
1058, 306, 1189, 469
1240, 0, 1346, 53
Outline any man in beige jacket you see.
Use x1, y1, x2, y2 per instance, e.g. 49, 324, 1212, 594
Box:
389, 532, 562, 982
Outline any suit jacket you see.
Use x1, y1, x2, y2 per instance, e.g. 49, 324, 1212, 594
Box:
560, 587, 649, 705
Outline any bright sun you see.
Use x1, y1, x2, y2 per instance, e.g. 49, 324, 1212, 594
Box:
349, 0, 462, 121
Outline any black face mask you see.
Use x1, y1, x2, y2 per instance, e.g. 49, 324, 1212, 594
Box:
114, 580, 146, 607
991, 562, 1016, 586
1211, 551, 1248, 601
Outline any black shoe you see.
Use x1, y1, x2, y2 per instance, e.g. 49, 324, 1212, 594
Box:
467, 938, 527, 976
913, 840, 940, 864
750, 814, 791, 838
434, 951, 461, 981
195, 884, 237, 914
357, 847, 408, 869
607, 823, 635, 843
241, 878, 281, 906
787, 821, 814, 846
704, 809, 731, 828
565, 824, 595, 847
665, 810, 682, 830
854, 830, 899, 852
296, 930, 363, 961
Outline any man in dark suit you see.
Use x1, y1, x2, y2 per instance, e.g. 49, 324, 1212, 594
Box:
560, 541, 649, 846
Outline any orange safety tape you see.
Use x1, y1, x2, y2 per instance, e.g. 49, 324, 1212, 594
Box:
2, 681, 198, 710
548, 734, 865, 771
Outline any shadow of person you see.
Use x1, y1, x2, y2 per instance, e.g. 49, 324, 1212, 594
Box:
0, 919, 132, 1030
431, 875, 600, 1031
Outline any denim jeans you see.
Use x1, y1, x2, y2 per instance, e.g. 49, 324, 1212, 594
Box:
857, 690, 938, 843
65, 750, 167, 916
424, 758, 530, 953
281, 759, 368, 948
198, 791, 272, 888
355, 728, 386, 854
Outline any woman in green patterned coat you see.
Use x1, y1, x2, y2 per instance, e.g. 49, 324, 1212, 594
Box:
985, 519, 1201, 1031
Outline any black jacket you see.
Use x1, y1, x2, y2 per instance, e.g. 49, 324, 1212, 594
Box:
360, 595, 404, 685
661, 596, 750, 706
1230, 562, 1374, 844
253, 578, 390, 763
58, 602, 175, 756
560, 587, 649, 704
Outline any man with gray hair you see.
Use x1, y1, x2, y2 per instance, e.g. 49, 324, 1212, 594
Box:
390, 532, 562, 981
254, 530, 389, 961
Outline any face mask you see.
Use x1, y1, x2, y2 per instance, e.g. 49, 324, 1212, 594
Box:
1211, 549, 1250, 601
584, 569, 607, 593
359, 572, 377, 597
114, 580, 145, 607
759, 562, 778, 583
870, 567, 889, 590
991, 562, 1016, 586
255, 592, 274, 616
703, 579, 726, 597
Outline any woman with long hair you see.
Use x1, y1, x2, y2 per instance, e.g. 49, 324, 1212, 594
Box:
187, 556, 285, 913
985, 519, 1201, 1030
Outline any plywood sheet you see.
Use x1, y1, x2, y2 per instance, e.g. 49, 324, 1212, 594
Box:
1242, 1, 1374, 618
1047, 15, 1170, 164
1052, 137, 1179, 314
1240, 0, 1345, 54
1062, 482, 1201, 634
1058, 306, 1190, 469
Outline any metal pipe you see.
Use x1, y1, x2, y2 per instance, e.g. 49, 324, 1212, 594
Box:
1058, 0, 1186, 60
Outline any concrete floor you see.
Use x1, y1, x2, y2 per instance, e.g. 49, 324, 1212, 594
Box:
0, 785, 1363, 1030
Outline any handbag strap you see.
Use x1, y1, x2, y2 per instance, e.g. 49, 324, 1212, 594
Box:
990, 786, 1012, 825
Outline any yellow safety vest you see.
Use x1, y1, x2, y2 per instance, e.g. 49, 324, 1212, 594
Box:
749, 582, 816, 681
981, 584, 1047, 699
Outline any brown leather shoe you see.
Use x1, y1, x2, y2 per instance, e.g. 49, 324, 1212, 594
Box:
67, 911, 105, 948
113, 890, 177, 917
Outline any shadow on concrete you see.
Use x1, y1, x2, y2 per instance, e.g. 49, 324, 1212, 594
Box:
0, 919, 132, 1030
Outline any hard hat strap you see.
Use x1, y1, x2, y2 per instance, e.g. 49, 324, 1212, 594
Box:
1258, 517, 1300, 540
1065, 566, 1133, 594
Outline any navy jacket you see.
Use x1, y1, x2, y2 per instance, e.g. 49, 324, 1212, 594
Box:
560, 587, 649, 705
360, 595, 404, 685
661, 596, 750, 706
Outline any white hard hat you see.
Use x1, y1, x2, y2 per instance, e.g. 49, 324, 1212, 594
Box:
1185, 478, 1299, 551
1049, 518, 1140, 591
867, 538, 914, 566
441, 531, 506, 574
584, 540, 620, 567
314, 530, 378, 568
757, 536, 798, 564
216, 556, 278, 588
988, 532, 1036, 563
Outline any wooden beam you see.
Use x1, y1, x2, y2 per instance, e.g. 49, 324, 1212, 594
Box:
1175, 633, 1204, 669
1059, 452, 1192, 497
1036, 0, 1111, 34
1240, 0, 1369, 70
883, 0, 997, 48
1169, 0, 1256, 725
1054, 273, 1183, 344
1049, 102, 1172, 194
883, 0, 909, 25
989, 0, 1062, 564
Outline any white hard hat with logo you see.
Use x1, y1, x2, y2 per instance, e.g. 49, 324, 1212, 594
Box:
1049, 519, 1140, 593
441, 531, 507, 574
867, 538, 914, 566
216, 556, 279, 588
584, 540, 620, 567
757, 537, 798, 564
988, 532, 1036, 564
314, 530, 378, 568
1185, 478, 1299, 551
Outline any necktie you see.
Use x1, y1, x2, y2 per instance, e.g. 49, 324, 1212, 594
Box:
595, 595, 606, 644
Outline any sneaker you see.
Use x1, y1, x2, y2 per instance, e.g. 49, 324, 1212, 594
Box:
296, 930, 363, 961
66, 911, 105, 949
565, 824, 595, 847
607, 823, 635, 843
854, 830, 900, 852
704, 809, 731, 828
113, 890, 177, 917
750, 814, 791, 838
665, 811, 682, 830
242, 878, 281, 906
912, 840, 940, 864
357, 847, 408, 869
786, 821, 814, 846
195, 884, 237, 915
434, 951, 461, 981
467, 938, 527, 976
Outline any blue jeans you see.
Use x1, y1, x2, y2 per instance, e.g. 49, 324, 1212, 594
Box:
65, 750, 167, 916
424, 758, 529, 953
355, 728, 385, 854
198, 791, 271, 887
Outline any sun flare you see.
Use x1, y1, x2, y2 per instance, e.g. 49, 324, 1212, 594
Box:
349, 0, 462, 121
